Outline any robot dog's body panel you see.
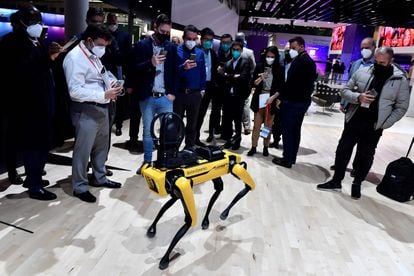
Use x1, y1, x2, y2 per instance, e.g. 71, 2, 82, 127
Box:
143, 150, 244, 197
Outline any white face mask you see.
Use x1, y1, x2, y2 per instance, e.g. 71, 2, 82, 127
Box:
92, 42, 106, 58
289, 49, 299, 59
185, 40, 196, 50
266, 57, 275, 65
361, 48, 372, 59
26, 23, 43, 38
108, 24, 118, 32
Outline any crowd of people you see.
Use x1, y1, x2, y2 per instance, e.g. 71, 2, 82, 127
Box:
0, 4, 411, 203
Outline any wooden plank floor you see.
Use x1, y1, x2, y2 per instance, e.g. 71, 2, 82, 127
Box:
1, 107, 414, 275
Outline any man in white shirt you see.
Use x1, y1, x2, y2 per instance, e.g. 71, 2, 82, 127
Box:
63, 25, 122, 203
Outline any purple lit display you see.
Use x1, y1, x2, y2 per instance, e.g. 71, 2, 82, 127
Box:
0, 8, 64, 43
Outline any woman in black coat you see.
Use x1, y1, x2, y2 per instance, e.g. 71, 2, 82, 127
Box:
248, 46, 284, 156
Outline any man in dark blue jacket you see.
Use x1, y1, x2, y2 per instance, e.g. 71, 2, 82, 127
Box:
127, 14, 178, 174
272, 36, 317, 168
195, 27, 219, 145
175, 25, 206, 150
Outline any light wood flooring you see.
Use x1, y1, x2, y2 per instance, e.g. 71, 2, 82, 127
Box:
1, 106, 414, 275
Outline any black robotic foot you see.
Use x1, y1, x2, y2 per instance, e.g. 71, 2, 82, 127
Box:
159, 256, 170, 270
201, 218, 210, 230
220, 209, 230, 220
146, 225, 156, 238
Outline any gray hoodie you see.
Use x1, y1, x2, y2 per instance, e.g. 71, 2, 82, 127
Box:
341, 64, 410, 129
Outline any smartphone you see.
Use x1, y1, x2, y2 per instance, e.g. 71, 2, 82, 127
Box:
160, 49, 168, 56
114, 80, 124, 87
41, 26, 48, 38
62, 36, 79, 51
190, 53, 196, 61
264, 67, 272, 74
368, 88, 378, 97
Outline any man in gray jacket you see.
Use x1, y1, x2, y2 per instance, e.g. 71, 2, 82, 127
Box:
317, 47, 410, 199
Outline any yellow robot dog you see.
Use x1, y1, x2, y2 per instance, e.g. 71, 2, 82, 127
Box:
141, 112, 256, 270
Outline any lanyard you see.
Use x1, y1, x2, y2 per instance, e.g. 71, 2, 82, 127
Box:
79, 43, 104, 75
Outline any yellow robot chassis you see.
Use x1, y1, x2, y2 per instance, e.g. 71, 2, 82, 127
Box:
140, 112, 256, 270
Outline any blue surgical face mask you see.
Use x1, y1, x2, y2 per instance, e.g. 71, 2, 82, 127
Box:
232, 50, 241, 59
221, 44, 230, 52
203, 40, 212, 49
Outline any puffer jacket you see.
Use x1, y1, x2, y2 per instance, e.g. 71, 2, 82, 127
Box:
341, 64, 410, 129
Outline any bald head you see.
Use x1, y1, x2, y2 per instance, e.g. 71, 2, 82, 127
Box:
360, 37, 376, 60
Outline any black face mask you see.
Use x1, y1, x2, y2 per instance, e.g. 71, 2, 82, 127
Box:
156, 32, 170, 43
373, 63, 390, 77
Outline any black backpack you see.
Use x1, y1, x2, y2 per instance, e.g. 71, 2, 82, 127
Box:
377, 137, 414, 202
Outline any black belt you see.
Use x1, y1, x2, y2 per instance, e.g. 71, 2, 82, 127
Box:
82, 101, 109, 108
152, 92, 165, 98
182, 88, 200, 94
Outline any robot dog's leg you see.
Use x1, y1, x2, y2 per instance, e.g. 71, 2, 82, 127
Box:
147, 196, 178, 238
159, 177, 196, 270
220, 185, 251, 220
220, 163, 256, 220
201, 177, 223, 230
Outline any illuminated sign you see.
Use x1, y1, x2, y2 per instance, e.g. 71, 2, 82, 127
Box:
330, 26, 346, 51
378, 26, 414, 47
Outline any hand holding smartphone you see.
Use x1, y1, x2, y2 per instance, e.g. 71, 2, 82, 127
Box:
190, 53, 196, 62
113, 80, 125, 96
62, 36, 79, 51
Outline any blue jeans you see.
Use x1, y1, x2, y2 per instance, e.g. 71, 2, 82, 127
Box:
281, 100, 310, 163
139, 96, 173, 162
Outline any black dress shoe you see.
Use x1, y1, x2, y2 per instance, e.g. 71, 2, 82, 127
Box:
272, 157, 292, 168
195, 140, 206, 147
90, 179, 121, 188
23, 179, 50, 188
317, 180, 342, 191
29, 188, 57, 201
223, 141, 232, 149
247, 147, 256, 156
74, 191, 96, 203
269, 141, 280, 149
8, 174, 24, 185
115, 128, 122, 136
206, 135, 214, 143
231, 143, 240, 150
351, 183, 361, 199
105, 168, 113, 176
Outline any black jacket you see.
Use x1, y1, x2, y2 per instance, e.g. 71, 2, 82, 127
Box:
250, 62, 285, 113
127, 37, 178, 100
280, 51, 317, 102
0, 31, 54, 150
219, 57, 251, 99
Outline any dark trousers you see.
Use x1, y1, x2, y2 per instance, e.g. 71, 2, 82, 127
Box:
332, 116, 383, 183
5, 118, 19, 177
174, 91, 202, 148
281, 100, 310, 163
129, 92, 142, 141
196, 82, 217, 140
272, 107, 282, 143
23, 150, 47, 190
222, 94, 245, 140
114, 94, 128, 129
209, 87, 224, 135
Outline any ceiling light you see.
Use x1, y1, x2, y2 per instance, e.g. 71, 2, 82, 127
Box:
149, 5, 152, 8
